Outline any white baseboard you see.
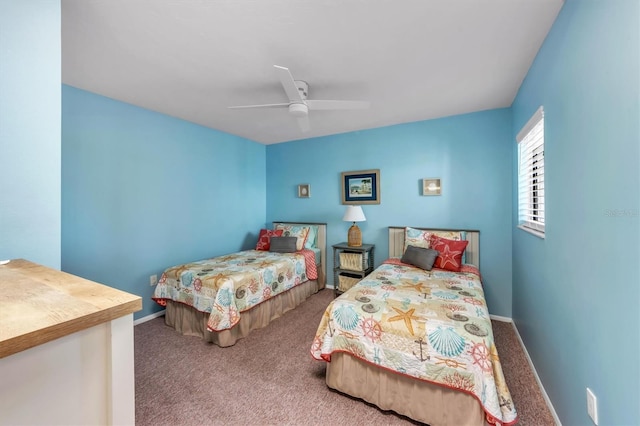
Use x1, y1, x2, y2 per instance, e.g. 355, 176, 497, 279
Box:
510, 322, 562, 426
134, 309, 165, 326
489, 314, 513, 323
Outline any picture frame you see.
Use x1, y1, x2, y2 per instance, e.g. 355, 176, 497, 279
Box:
297, 184, 310, 198
341, 169, 380, 205
422, 178, 441, 196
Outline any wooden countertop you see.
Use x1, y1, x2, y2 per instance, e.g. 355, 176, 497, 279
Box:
0, 259, 142, 359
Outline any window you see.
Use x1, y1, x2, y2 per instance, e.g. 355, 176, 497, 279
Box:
517, 106, 545, 237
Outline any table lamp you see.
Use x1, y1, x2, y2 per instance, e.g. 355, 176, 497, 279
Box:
343, 205, 366, 247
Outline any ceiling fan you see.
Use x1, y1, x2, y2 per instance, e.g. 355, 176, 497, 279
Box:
228, 65, 370, 132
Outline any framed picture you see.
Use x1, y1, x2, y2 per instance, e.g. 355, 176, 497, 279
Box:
422, 178, 441, 196
341, 169, 380, 205
297, 184, 310, 198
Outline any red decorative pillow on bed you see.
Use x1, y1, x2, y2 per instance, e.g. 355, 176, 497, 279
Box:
255, 229, 283, 251
429, 235, 469, 272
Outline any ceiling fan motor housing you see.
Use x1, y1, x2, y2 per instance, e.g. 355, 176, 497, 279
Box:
289, 103, 308, 117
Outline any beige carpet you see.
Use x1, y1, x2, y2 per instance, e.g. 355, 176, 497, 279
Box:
135, 288, 556, 425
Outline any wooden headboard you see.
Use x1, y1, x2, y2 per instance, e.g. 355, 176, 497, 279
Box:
273, 221, 327, 288
388, 226, 480, 268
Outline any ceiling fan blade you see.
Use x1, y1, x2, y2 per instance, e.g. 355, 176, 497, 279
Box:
297, 115, 310, 132
274, 65, 304, 103
306, 100, 370, 110
228, 103, 290, 109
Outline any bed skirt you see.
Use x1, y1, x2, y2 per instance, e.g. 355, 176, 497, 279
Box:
326, 352, 487, 426
164, 279, 319, 347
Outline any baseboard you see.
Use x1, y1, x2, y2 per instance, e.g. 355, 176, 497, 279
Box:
489, 314, 513, 323
134, 309, 165, 326
511, 322, 562, 426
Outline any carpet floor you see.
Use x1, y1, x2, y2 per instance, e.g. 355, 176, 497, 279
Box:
135, 288, 556, 425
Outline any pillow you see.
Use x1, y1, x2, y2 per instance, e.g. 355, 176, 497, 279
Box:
269, 236, 298, 253
274, 224, 310, 251
403, 227, 432, 251
403, 227, 464, 254
255, 229, 283, 251
401, 245, 439, 271
305, 225, 319, 249
429, 235, 469, 272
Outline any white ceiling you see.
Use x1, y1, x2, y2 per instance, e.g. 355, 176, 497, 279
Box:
62, 0, 564, 144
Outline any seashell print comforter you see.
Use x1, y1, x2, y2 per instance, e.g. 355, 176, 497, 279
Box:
311, 259, 517, 425
153, 249, 317, 331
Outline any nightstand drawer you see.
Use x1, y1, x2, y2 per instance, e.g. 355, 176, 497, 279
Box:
339, 251, 369, 271
338, 272, 361, 292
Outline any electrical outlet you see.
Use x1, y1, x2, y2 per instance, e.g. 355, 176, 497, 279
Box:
149, 274, 157, 286
587, 387, 598, 425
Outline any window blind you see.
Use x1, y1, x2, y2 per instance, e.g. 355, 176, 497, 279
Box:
517, 107, 545, 235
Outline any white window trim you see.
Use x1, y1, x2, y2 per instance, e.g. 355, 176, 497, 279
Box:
518, 224, 545, 239
517, 106, 545, 239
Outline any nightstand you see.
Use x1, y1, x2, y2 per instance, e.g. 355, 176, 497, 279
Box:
332, 242, 375, 296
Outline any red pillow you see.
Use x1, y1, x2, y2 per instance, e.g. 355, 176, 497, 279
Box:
429, 235, 469, 272
255, 229, 283, 251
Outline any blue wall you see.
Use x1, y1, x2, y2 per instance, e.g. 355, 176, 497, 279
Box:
62, 86, 266, 319
512, 0, 639, 424
0, 0, 61, 269
266, 109, 514, 317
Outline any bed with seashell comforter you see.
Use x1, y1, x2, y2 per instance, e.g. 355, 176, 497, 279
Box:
311, 227, 517, 426
153, 222, 326, 347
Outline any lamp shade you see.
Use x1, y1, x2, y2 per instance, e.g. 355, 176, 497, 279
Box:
342, 205, 366, 222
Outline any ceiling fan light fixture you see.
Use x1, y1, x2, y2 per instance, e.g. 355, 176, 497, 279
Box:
289, 103, 308, 117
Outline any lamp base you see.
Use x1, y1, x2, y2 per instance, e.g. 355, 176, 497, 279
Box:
347, 223, 362, 247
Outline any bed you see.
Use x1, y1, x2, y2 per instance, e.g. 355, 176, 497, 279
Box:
153, 222, 326, 347
311, 226, 517, 426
